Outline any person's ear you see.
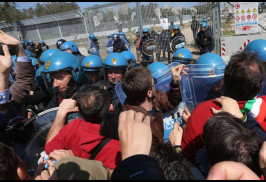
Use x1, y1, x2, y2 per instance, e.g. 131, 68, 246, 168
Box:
147, 89, 153, 98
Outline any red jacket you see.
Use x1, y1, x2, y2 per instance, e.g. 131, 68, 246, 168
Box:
182, 96, 266, 162
45, 119, 121, 169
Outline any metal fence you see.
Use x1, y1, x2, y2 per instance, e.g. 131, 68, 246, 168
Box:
84, 2, 215, 60
0, 2, 265, 60
0, 10, 89, 45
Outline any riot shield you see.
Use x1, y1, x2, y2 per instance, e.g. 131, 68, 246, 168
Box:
102, 38, 114, 54
170, 36, 186, 53
142, 39, 160, 56
120, 36, 130, 51
153, 62, 180, 92
179, 63, 226, 113
88, 40, 101, 57
24, 108, 81, 172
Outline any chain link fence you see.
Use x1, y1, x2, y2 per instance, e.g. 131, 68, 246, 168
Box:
84, 2, 215, 61
0, 10, 88, 46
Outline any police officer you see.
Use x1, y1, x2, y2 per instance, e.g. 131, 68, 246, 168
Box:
39, 40, 49, 52
41, 51, 83, 110
89, 34, 100, 50
26, 40, 38, 58
112, 33, 127, 53
196, 22, 215, 55
81, 55, 105, 87
138, 28, 154, 66
119, 32, 130, 46
103, 53, 128, 113
60, 41, 85, 63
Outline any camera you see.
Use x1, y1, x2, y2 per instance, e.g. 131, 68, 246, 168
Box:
0, 44, 17, 56
100, 112, 119, 140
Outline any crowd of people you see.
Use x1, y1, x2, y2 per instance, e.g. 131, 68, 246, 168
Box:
0, 16, 265, 180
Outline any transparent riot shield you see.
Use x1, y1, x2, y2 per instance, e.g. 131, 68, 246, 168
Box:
142, 39, 160, 56
24, 108, 81, 172
179, 63, 226, 113
120, 36, 130, 51
102, 38, 114, 54
88, 40, 101, 57
153, 62, 180, 92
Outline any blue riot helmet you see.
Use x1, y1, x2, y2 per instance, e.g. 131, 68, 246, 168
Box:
172, 25, 180, 30
200, 22, 208, 28
108, 34, 113, 38
148, 62, 171, 84
245, 39, 266, 62
56, 39, 66, 50
142, 28, 149, 33
20, 40, 25, 45
202, 18, 207, 22
121, 51, 136, 68
104, 53, 128, 69
25, 50, 32, 57
42, 51, 82, 83
60, 41, 79, 53
104, 53, 128, 85
30, 57, 40, 70
89, 34, 96, 40
196, 53, 226, 70
119, 32, 125, 38
81, 55, 103, 84
39, 40, 45, 44
173, 48, 194, 64
82, 55, 102, 71
113, 33, 120, 39
39, 49, 60, 65
27, 40, 33, 44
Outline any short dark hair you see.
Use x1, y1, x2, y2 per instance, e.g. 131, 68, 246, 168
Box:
224, 50, 265, 101
76, 85, 111, 123
122, 66, 152, 105
150, 143, 193, 180
203, 112, 263, 176
0, 142, 19, 180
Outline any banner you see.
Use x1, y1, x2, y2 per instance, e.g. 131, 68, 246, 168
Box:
160, 18, 169, 30
234, 2, 258, 35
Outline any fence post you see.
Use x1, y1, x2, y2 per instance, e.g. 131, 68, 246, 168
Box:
212, 2, 216, 54
217, 2, 221, 56
136, 2, 143, 37
84, 8, 94, 34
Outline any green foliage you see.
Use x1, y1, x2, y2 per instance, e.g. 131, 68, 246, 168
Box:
0, 2, 81, 23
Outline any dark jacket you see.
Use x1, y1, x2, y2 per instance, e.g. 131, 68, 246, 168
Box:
195, 30, 215, 52
113, 39, 127, 53
158, 30, 171, 48
122, 82, 182, 153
